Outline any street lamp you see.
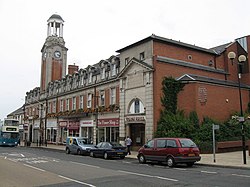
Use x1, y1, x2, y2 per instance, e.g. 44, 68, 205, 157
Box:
228, 51, 247, 165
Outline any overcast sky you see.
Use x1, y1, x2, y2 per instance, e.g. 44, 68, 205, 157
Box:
0, 0, 250, 120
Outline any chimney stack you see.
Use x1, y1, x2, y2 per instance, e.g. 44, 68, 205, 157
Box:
68, 64, 79, 75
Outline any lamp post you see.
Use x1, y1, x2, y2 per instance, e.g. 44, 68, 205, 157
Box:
228, 51, 247, 165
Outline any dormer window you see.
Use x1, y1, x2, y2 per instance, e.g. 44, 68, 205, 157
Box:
88, 72, 92, 83
101, 68, 105, 79
111, 64, 116, 76
139, 52, 145, 61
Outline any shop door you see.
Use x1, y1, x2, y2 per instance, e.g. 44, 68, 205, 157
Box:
130, 124, 145, 147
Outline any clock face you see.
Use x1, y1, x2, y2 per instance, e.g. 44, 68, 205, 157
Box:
54, 51, 61, 58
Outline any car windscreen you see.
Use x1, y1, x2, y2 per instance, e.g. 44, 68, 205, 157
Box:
179, 139, 197, 148
78, 138, 91, 145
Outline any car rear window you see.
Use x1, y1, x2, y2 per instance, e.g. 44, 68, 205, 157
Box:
179, 139, 197, 148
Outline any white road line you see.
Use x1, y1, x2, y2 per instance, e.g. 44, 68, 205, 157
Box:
232, 174, 250, 178
58, 175, 96, 187
70, 161, 100, 168
23, 164, 45, 172
122, 161, 132, 164
201, 170, 217, 174
174, 168, 187, 171
118, 170, 178, 182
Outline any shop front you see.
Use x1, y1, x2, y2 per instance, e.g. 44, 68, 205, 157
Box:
97, 118, 119, 143
33, 122, 40, 143
46, 119, 57, 143
80, 120, 94, 143
125, 116, 145, 150
68, 120, 80, 137
59, 121, 67, 144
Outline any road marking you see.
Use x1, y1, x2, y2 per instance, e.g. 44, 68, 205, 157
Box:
58, 175, 96, 187
70, 161, 100, 168
122, 161, 132, 164
201, 170, 217, 174
118, 170, 178, 182
232, 174, 250, 178
174, 168, 187, 171
23, 164, 45, 172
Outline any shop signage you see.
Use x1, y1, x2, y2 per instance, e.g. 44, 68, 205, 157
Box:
59, 121, 67, 127
98, 118, 119, 127
125, 116, 145, 122
80, 120, 94, 127
68, 121, 80, 130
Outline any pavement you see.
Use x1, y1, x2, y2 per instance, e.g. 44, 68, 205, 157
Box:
22, 142, 250, 169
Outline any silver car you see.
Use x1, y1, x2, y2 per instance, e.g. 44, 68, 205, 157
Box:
66, 137, 95, 155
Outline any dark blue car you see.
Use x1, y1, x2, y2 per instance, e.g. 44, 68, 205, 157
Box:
89, 142, 127, 159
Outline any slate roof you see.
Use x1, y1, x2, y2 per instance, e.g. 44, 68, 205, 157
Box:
116, 34, 217, 55
177, 74, 250, 89
210, 42, 232, 54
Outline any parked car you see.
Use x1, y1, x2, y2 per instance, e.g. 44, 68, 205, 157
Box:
137, 138, 201, 167
66, 137, 95, 155
89, 142, 127, 159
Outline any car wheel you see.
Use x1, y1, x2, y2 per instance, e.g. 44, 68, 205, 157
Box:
66, 148, 70, 154
138, 154, 146, 164
104, 152, 109, 159
186, 162, 194, 167
120, 156, 125, 159
90, 151, 95, 157
77, 149, 81, 155
167, 156, 175, 167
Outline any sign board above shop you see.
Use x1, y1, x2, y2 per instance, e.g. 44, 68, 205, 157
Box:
125, 116, 145, 123
98, 118, 119, 127
80, 120, 94, 127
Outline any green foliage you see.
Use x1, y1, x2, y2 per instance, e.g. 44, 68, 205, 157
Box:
161, 77, 185, 114
155, 76, 250, 153
155, 110, 196, 138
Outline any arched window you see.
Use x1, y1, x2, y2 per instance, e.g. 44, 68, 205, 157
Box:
128, 98, 144, 114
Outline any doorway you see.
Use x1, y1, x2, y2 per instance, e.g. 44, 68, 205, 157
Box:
130, 123, 145, 150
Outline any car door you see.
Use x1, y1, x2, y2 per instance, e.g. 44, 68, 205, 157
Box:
166, 139, 178, 158
153, 139, 167, 162
95, 142, 103, 156
142, 139, 155, 160
72, 138, 78, 154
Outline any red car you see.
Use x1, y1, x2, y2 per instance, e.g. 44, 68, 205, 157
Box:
137, 138, 201, 167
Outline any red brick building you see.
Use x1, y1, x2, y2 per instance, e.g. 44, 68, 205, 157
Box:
21, 14, 250, 147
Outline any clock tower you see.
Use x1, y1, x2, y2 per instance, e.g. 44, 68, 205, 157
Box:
40, 14, 68, 92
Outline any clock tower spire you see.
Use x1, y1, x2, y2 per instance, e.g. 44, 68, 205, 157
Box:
40, 14, 68, 92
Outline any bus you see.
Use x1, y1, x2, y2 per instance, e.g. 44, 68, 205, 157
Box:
0, 119, 20, 146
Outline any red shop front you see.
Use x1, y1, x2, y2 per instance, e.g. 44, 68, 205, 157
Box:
97, 118, 119, 143
68, 121, 80, 137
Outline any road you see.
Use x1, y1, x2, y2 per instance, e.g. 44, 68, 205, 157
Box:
0, 146, 250, 187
